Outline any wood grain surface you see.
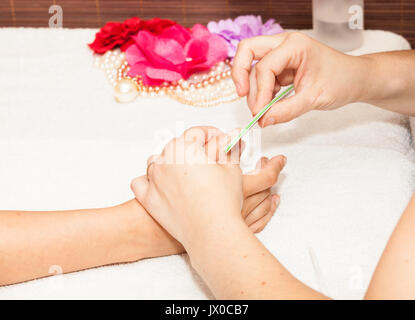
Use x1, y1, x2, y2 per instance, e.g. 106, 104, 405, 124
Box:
0, 0, 414, 48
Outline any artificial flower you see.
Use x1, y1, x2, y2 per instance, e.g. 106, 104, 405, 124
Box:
207, 15, 284, 57
89, 17, 177, 54
125, 24, 228, 86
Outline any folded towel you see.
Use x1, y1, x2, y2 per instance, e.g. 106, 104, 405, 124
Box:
0, 28, 413, 299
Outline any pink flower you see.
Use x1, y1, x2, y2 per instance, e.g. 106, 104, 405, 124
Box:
88, 17, 177, 54
125, 24, 228, 86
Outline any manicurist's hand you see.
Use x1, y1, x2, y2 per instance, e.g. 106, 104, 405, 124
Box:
232, 32, 370, 127
232, 32, 415, 126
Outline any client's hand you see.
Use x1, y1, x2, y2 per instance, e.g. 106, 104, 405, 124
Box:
131, 127, 284, 249
130, 127, 324, 300
242, 156, 284, 233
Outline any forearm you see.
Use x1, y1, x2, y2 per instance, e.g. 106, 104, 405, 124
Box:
359, 50, 415, 115
365, 192, 415, 299
186, 216, 328, 300
0, 199, 150, 285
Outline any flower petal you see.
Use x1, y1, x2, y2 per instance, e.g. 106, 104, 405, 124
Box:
127, 62, 151, 84
125, 44, 147, 65
204, 34, 228, 66
191, 24, 211, 39
146, 66, 182, 82
136, 31, 184, 68
159, 25, 191, 46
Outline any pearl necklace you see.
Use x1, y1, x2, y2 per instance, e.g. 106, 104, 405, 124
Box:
94, 49, 240, 107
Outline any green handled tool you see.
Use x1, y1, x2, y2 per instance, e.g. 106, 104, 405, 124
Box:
224, 84, 295, 153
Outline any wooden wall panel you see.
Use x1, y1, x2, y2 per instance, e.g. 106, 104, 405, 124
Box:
0, 0, 414, 48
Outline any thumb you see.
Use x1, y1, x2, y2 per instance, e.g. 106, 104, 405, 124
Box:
130, 175, 150, 203
258, 91, 310, 127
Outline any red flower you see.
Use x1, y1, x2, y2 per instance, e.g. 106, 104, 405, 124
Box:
125, 24, 228, 86
88, 17, 177, 54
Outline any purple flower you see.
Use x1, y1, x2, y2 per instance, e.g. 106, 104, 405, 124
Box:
207, 15, 284, 57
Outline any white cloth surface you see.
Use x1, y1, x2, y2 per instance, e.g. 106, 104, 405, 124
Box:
0, 28, 413, 299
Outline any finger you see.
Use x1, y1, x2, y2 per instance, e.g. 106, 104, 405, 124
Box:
255, 156, 268, 170
225, 129, 244, 165
174, 127, 223, 165
161, 138, 180, 164
205, 128, 233, 162
253, 59, 276, 116
277, 69, 295, 87
249, 195, 279, 233
247, 67, 282, 115
182, 126, 211, 147
244, 194, 272, 226
232, 34, 289, 97
269, 194, 280, 215
243, 155, 286, 197
242, 189, 270, 219
247, 66, 258, 114
146, 154, 160, 177
147, 154, 160, 166
252, 35, 305, 117
208, 129, 243, 164
258, 90, 310, 127
130, 175, 150, 204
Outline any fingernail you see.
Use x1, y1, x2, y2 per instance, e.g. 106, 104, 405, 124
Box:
235, 82, 242, 95
264, 117, 275, 127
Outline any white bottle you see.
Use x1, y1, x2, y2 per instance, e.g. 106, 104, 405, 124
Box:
313, 0, 364, 52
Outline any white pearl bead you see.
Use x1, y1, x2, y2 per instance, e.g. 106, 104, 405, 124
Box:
114, 79, 138, 103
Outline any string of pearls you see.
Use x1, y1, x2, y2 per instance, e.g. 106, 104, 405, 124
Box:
94, 49, 240, 107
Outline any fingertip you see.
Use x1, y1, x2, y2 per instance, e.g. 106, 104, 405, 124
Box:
231, 69, 249, 97
270, 154, 287, 170
263, 116, 275, 128
255, 156, 268, 170
130, 175, 150, 201
236, 81, 248, 97
272, 194, 280, 207
261, 156, 269, 167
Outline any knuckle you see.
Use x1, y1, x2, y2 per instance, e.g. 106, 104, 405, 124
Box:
184, 126, 198, 135
165, 137, 178, 151
256, 224, 265, 233
287, 32, 313, 51
266, 170, 278, 185
237, 39, 249, 51
287, 31, 306, 42
255, 62, 265, 75
130, 177, 140, 192
184, 127, 203, 142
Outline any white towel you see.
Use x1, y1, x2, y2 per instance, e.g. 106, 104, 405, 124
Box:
0, 28, 413, 299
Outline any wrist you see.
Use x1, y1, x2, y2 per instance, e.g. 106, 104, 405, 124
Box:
347, 55, 376, 104
357, 53, 406, 106
117, 199, 185, 261
102, 201, 145, 263
184, 215, 250, 267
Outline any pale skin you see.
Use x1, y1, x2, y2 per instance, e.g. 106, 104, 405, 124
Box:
0, 155, 285, 286
132, 127, 326, 299
132, 33, 415, 299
